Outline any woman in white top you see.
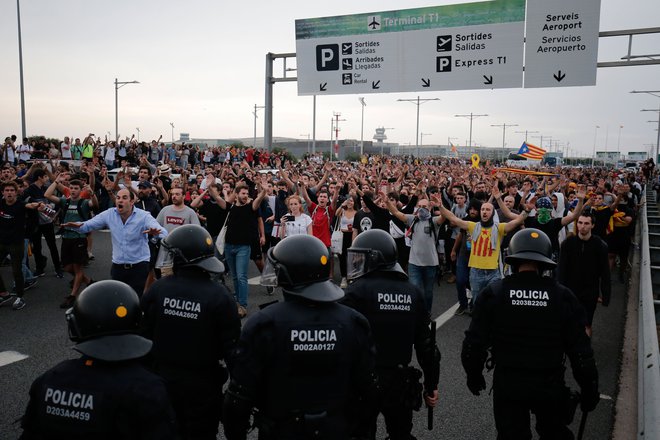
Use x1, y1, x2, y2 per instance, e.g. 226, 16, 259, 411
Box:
280, 195, 312, 238
335, 195, 357, 288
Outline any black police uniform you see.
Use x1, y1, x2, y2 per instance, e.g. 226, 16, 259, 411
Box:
141, 268, 241, 439
223, 297, 378, 440
20, 357, 177, 439
462, 271, 599, 439
20, 279, 177, 439
343, 272, 440, 440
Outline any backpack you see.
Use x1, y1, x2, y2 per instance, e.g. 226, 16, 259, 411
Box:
59, 198, 91, 223
311, 205, 332, 231
405, 217, 438, 243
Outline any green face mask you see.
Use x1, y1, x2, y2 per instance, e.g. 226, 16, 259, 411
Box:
537, 208, 551, 224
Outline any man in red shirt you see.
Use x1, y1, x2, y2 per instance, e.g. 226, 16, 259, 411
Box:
302, 187, 338, 250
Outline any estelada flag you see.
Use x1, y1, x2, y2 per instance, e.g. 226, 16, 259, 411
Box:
517, 142, 546, 160
450, 142, 457, 153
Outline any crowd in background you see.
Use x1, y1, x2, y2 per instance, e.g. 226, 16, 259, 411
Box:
0, 132, 655, 322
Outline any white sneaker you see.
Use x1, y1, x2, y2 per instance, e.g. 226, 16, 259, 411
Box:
340, 278, 348, 288
12, 297, 26, 310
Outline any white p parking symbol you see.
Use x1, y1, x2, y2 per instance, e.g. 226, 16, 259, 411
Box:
316, 44, 339, 71
436, 56, 452, 72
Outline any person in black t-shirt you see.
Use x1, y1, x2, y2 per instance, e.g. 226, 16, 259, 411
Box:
207, 182, 266, 318
0, 181, 45, 310
588, 191, 621, 239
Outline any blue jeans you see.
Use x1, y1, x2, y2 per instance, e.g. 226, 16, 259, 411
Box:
22, 239, 36, 282
455, 254, 469, 308
469, 268, 501, 306
408, 263, 437, 312
224, 243, 250, 308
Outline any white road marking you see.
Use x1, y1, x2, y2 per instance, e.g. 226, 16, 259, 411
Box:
600, 394, 613, 401
434, 303, 460, 328
0, 351, 29, 367
248, 276, 262, 286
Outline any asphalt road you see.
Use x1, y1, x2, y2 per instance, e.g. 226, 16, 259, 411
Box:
0, 231, 628, 439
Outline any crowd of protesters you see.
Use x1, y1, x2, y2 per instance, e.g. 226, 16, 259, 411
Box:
0, 133, 654, 328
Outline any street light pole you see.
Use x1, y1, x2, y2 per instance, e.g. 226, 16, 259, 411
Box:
420, 133, 431, 157
114, 78, 140, 142
642, 109, 660, 162
170, 123, 175, 143
514, 130, 539, 143
617, 124, 624, 156
631, 90, 660, 162
359, 97, 366, 156
253, 104, 265, 148
491, 123, 518, 149
398, 96, 440, 158
591, 125, 600, 167
300, 134, 310, 153
136, 127, 140, 143
16, 0, 27, 140
455, 112, 488, 151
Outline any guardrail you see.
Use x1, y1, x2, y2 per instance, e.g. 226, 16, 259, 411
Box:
638, 195, 660, 439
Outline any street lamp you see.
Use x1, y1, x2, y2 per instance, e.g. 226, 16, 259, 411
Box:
591, 125, 600, 167
455, 112, 488, 152
398, 96, 440, 157
169, 123, 175, 143
300, 133, 310, 153
136, 127, 140, 142
491, 123, 518, 149
420, 133, 431, 156
631, 90, 660, 161
16, 0, 27, 140
616, 125, 624, 156
358, 97, 366, 156
515, 130, 539, 143
253, 104, 265, 148
114, 78, 140, 142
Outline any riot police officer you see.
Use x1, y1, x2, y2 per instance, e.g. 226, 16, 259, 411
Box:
222, 234, 378, 440
141, 224, 241, 440
20, 280, 177, 439
342, 229, 441, 440
461, 228, 600, 439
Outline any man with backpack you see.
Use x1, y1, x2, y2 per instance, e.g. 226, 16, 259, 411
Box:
44, 175, 98, 308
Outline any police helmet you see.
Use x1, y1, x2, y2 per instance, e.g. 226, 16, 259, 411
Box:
504, 228, 556, 270
66, 280, 152, 362
347, 229, 406, 280
161, 224, 224, 274
260, 235, 343, 302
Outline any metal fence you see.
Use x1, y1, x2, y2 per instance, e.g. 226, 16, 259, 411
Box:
638, 195, 660, 439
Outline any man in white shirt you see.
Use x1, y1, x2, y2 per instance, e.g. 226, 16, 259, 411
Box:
60, 137, 72, 160
16, 138, 32, 162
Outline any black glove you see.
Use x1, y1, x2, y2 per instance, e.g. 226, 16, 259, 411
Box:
580, 388, 600, 412
467, 374, 486, 396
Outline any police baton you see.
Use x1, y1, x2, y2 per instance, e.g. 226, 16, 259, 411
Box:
426, 320, 437, 431
577, 410, 588, 440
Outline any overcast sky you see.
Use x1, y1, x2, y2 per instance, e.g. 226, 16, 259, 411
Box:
1, 0, 659, 157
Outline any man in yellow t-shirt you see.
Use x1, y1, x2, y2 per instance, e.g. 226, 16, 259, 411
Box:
435, 187, 528, 307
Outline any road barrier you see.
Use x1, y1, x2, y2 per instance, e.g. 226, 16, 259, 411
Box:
639, 194, 660, 439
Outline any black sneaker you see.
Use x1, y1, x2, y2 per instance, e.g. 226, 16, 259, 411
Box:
24, 279, 38, 291
60, 295, 76, 309
34, 270, 46, 277
55, 270, 64, 279
455, 305, 468, 316
0, 294, 16, 307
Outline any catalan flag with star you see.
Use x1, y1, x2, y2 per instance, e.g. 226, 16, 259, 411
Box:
517, 142, 546, 160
